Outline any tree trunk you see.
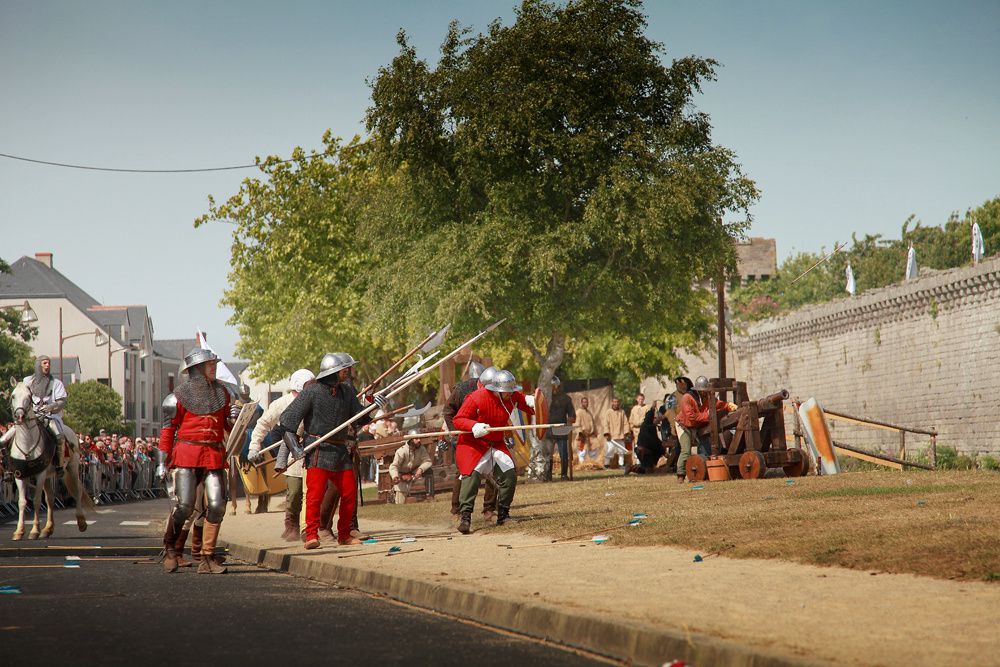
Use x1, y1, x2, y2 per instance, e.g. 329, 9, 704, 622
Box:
534, 331, 565, 403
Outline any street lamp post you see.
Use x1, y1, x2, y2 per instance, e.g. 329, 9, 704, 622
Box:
58, 306, 107, 384
6, 300, 38, 324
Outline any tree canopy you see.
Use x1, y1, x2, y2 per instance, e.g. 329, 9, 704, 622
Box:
361, 0, 757, 393
64, 380, 126, 436
0, 258, 38, 422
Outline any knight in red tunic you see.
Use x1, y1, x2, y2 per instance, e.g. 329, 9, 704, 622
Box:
157, 348, 232, 574
452, 369, 534, 534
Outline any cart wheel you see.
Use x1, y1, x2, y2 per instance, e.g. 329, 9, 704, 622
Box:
685, 454, 708, 482
783, 450, 808, 478
738, 451, 767, 479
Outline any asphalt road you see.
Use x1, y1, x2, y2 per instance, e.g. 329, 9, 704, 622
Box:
0, 499, 606, 667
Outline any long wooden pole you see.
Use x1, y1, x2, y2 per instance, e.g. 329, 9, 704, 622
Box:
358, 329, 438, 397
281, 319, 506, 470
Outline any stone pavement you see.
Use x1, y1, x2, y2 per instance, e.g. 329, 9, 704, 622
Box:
220, 506, 1000, 667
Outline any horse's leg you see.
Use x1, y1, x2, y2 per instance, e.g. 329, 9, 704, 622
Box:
67, 455, 89, 531
12, 479, 27, 540
28, 474, 44, 539
40, 475, 55, 538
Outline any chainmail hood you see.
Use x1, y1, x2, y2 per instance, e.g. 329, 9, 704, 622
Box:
28, 355, 53, 399
174, 372, 228, 415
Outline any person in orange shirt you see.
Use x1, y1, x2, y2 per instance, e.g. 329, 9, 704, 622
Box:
674, 376, 736, 483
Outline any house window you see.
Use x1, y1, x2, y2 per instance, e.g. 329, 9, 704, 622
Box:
141, 356, 145, 372
168, 374, 174, 392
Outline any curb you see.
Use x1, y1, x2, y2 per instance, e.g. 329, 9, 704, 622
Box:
224, 540, 827, 667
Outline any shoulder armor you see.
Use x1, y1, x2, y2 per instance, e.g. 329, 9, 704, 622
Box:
161, 393, 178, 426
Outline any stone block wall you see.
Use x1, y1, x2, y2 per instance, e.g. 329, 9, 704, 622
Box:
644, 256, 1000, 456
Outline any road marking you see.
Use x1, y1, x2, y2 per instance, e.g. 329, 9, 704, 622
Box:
119, 520, 151, 526
63, 520, 96, 525
96, 509, 117, 514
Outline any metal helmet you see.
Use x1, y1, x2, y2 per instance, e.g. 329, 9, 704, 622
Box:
335, 352, 359, 369
485, 369, 521, 393
478, 366, 499, 387
405, 428, 424, 442
290, 368, 315, 393
181, 348, 219, 373
693, 376, 711, 391
317, 352, 344, 381
468, 360, 486, 379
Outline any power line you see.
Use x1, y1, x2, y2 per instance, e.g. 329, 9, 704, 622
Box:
0, 151, 326, 173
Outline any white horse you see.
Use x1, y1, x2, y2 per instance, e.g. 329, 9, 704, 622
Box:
3, 380, 94, 540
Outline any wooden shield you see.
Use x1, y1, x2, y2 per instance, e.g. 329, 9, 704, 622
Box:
532, 388, 549, 428
238, 457, 287, 495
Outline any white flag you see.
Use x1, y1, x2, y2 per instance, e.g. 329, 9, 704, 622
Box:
973, 222, 985, 264
195, 329, 240, 388
905, 244, 918, 281
845, 262, 856, 296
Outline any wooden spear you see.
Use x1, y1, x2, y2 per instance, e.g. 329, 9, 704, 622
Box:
280, 319, 506, 471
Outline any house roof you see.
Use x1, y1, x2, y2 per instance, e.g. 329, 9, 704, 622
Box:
153, 338, 196, 362
49, 356, 82, 377
1, 256, 100, 311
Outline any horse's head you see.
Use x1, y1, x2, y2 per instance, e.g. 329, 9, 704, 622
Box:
10, 380, 33, 425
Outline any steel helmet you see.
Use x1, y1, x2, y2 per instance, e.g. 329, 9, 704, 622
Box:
290, 368, 315, 393
468, 360, 486, 379
181, 348, 219, 373
485, 369, 521, 393
478, 366, 500, 387
334, 352, 359, 369
693, 376, 711, 391
317, 352, 355, 381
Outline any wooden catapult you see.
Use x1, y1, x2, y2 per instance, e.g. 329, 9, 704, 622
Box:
684, 378, 809, 482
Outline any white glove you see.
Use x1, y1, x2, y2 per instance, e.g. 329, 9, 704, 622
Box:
248, 450, 263, 465
472, 423, 490, 438
525, 395, 536, 408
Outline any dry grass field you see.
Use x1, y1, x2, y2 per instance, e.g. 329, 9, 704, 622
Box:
363, 468, 1000, 581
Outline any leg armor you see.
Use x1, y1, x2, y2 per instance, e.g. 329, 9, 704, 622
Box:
203, 469, 228, 524
171, 468, 200, 531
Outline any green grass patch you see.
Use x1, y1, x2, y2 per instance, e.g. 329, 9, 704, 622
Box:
802, 483, 963, 499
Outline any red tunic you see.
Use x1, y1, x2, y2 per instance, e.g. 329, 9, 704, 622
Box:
676, 393, 729, 430
453, 387, 534, 475
158, 399, 230, 470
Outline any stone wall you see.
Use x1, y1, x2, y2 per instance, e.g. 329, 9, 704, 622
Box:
644, 255, 1000, 456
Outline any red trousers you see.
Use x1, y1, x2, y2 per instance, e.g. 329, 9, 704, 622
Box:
305, 467, 356, 542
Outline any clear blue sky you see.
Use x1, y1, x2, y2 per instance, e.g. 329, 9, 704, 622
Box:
2, 0, 998, 360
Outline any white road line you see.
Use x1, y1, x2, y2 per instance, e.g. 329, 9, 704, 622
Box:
63, 520, 96, 525
119, 520, 151, 526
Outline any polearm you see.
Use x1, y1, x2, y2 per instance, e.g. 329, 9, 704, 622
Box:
281, 319, 506, 471
252, 402, 415, 465
356, 424, 568, 459
358, 323, 451, 396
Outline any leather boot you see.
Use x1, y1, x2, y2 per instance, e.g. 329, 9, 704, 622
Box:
174, 528, 192, 567
197, 522, 227, 574
163, 548, 179, 573
255, 493, 270, 514
191, 523, 204, 562
458, 511, 472, 535
281, 513, 298, 542
496, 506, 510, 526
162, 517, 179, 572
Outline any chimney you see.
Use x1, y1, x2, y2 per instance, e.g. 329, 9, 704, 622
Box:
34, 252, 53, 269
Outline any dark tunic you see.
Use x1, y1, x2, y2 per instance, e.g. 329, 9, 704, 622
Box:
277, 382, 371, 472
548, 392, 576, 429
442, 377, 479, 430
636, 406, 666, 470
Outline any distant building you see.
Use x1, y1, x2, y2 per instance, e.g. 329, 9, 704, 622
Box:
735, 237, 777, 285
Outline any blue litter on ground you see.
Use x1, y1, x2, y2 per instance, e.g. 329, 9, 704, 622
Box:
692, 484, 705, 490
592, 535, 609, 544
917, 500, 927, 507
0, 586, 21, 594
632, 513, 648, 519
693, 554, 704, 563
65, 555, 81, 561
388, 546, 402, 553
401, 537, 417, 543
628, 519, 642, 527
361, 538, 378, 544
785, 479, 796, 485
63, 564, 80, 569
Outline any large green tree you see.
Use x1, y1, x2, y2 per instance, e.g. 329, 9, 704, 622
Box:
362, 0, 757, 395
1, 258, 38, 422
196, 135, 400, 382
63, 381, 125, 436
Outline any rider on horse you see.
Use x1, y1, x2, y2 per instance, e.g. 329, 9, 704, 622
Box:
24, 355, 72, 474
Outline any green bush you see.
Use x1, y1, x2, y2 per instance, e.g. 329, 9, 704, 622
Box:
978, 455, 1000, 471
935, 445, 976, 470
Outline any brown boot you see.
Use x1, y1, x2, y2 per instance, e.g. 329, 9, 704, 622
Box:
197, 521, 227, 574
163, 548, 179, 573
281, 513, 298, 541
173, 528, 193, 567
191, 523, 204, 562
255, 493, 270, 514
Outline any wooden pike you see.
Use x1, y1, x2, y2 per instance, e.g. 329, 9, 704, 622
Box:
253, 403, 414, 465
356, 424, 568, 459
280, 319, 507, 471
359, 324, 451, 396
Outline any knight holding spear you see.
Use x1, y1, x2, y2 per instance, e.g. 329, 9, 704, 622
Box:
271, 352, 388, 549
452, 369, 534, 534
